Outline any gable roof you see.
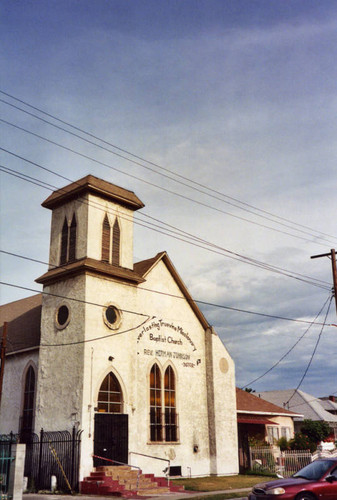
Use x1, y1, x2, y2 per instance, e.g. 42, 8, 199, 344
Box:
236, 388, 301, 417
134, 251, 210, 330
0, 294, 42, 355
259, 389, 337, 423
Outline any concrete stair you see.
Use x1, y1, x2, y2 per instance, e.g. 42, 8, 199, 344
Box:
80, 465, 185, 497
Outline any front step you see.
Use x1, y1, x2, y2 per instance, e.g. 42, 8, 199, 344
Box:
80, 465, 184, 497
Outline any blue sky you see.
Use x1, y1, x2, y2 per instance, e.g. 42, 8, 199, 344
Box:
1, 0, 337, 400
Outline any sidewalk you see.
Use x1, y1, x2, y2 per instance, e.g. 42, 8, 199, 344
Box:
24, 489, 250, 500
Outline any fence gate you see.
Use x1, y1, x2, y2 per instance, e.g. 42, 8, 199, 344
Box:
0, 434, 17, 499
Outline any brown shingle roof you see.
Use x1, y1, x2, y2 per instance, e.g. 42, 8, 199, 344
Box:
42, 175, 145, 211
236, 387, 300, 416
0, 294, 42, 354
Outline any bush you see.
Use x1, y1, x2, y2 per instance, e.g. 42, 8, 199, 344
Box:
277, 436, 290, 451
300, 420, 331, 444
289, 433, 316, 453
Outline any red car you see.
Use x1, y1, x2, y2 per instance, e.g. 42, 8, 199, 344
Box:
248, 458, 337, 500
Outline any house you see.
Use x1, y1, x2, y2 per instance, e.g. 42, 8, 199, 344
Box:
259, 389, 337, 440
236, 388, 302, 471
319, 396, 337, 417
0, 175, 238, 484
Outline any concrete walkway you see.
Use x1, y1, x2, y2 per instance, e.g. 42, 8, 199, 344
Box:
24, 489, 250, 500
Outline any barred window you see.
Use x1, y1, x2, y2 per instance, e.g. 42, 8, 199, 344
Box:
164, 366, 177, 442
149, 364, 178, 443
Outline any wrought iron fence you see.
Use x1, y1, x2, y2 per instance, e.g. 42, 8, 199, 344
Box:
0, 433, 18, 499
20, 427, 82, 493
250, 446, 313, 477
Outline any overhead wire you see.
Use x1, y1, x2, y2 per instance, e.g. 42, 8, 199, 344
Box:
284, 294, 334, 407
1, 90, 336, 243
1, 118, 336, 249
241, 293, 333, 389
0, 163, 332, 291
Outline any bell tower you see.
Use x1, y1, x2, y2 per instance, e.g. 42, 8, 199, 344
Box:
34, 175, 144, 432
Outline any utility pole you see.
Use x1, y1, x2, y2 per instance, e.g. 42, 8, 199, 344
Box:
0, 321, 8, 408
311, 249, 337, 318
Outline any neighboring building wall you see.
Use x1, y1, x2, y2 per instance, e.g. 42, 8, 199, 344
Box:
0, 352, 39, 434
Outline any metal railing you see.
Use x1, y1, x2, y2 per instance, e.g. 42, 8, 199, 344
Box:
129, 451, 170, 486
92, 454, 142, 489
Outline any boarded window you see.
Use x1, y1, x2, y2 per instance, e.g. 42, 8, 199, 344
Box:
112, 218, 120, 266
60, 217, 68, 265
102, 214, 111, 262
68, 214, 77, 262
22, 366, 35, 432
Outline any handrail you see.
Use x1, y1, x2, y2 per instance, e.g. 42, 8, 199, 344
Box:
92, 454, 141, 489
129, 451, 170, 486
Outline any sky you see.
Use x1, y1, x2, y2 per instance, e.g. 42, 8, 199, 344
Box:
1, 0, 337, 402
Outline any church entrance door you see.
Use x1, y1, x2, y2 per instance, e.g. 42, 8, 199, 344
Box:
93, 413, 128, 467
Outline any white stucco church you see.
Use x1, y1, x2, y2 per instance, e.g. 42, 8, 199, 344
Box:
0, 175, 238, 480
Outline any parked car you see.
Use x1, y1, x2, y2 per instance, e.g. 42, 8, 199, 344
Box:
248, 458, 337, 499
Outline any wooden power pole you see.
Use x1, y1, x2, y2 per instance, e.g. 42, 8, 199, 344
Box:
0, 321, 8, 408
311, 249, 337, 318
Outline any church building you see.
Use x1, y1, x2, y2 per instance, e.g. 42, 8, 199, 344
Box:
0, 175, 238, 480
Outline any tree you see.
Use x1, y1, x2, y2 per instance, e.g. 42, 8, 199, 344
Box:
300, 420, 331, 444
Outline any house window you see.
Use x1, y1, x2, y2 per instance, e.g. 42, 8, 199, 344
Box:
60, 214, 77, 265
102, 214, 111, 262
281, 427, 291, 440
267, 426, 279, 444
112, 218, 120, 266
21, 366, 35, 432
149, 363, 178, 443
97, 372, 123, 414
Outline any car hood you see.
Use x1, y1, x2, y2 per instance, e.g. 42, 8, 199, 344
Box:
253, 477, 310, 490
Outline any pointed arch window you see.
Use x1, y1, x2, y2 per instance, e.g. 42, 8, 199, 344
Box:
101, 214, 111, 262
21, 366, 35, 432
68, 214, 77, 262
149, 364, 178, 443
60, 213, 77, 265
150, 364, 162, 442
164, 366, 177, 442
112, 218, 120, 266
97, 372, 123, 414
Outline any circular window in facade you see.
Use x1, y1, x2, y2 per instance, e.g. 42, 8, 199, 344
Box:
55, 304, 70, 329
219, 357, 229, 374
103, 303, 122, 330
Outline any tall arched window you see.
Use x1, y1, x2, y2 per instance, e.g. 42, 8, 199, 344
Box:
101, 214, 111, 262
150, 364, 162, 442
97, 372, 123, 413
68, 214, 77, 262
22, 366, 35, 432
60, 217, 68, 265
112, 218, 120, 266
164, 366, 177, 442
60, 213, 77, 265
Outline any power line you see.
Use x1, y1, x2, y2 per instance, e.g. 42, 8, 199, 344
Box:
285, 294, 334, 407
1, 279, 335, 327
1, 118, 335, 249
0, 159, 332, 290
241, 293, 333, 389
1, 90, 336, 242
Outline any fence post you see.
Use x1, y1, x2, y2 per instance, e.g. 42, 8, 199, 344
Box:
37, 428, 44, 491
7, 443, 26, 500
71, 427, 75, 489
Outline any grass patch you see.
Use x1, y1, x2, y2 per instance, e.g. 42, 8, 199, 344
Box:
171, 474, 270, 492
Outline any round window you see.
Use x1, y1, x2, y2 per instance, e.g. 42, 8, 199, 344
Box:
56, 304, 70, 329
103, 304, 122, 330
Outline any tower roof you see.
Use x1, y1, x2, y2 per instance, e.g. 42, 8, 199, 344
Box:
42, 175, 145, 211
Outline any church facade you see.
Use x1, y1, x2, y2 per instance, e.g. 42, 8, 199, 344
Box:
0, 175, 238, 479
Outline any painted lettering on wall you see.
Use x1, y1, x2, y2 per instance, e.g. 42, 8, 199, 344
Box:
143, 348, 196, 367
137, 318, 197, 352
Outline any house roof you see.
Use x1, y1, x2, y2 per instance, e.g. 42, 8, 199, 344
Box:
0, 294, 42, 355
259, 389, 337, 423
236, 387, 301, 417
42, 175, 145, 211
319, 398, 337, 413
